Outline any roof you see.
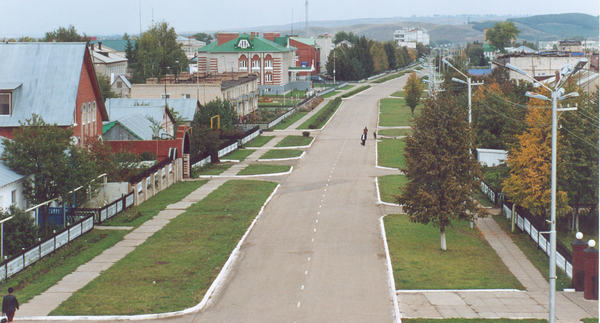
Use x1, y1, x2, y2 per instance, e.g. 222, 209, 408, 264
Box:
90, 40, 135, 52
0, 42, 108, 127
0, 140, 27, 189
111, 75, 131, 88
105, 98, 198, 121
103, 115, 167, 140
221, 74, 258, 90
199, 34, 294, 53
512, 46, 535, 53
290, 37, 320, 49
105, 105, 169, 125
92, 51, 128, 64
483, 43, 497, 52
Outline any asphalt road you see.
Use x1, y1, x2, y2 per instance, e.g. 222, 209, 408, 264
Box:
188, 78, 407, 323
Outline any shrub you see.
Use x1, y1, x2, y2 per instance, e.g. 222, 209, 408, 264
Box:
139, 151, 156, 161
302, 131, 310, 137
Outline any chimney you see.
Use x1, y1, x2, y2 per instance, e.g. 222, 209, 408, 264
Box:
98, 41, 102, 50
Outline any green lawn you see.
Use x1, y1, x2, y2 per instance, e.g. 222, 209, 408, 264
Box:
379, 98, 422, 127
339, 85, 354, 90
378, 139, 406, 169
223, 149, 254, 162
52, 180, 278, 315
321, 91, 340, 98
391, 91, 428, 98
385, 214, 524, 290
297, 98, 342, 130
259, 149, 303, 160
275, 135, 313, 147
197, 163, 233, 176
493, 213, 572, 290
237, 164, 291, 175
378, 175, 407, 204
378, 128, 412, 137
271, 110, 308, 130
103, 181, 207, 227
403, 319, 547, 323
341, 85, 370, 98
474, 189, 495, 208
245, 135, 274, 147
372, 72, 405, 83
0, 229, 127, 305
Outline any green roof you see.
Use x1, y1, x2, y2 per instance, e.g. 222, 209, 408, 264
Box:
483, 43, 497, 52
290, 37, 320, 49
91, 40, 135, 52
199, 35, 293, 53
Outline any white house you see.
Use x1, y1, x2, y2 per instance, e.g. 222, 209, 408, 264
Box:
0, 141, 27, 211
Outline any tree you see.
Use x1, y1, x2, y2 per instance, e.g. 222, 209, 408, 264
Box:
485, 22, 520, 53
84, 137, 140, 182
193, 98, 237, 130
41, 25, 90, 43
129, 21, 188, 84
370, 42, 388, 73
403, 72, 423, 118
0, 115, 99, 227
416, 42, 429, 58
397, 93, 485, 250
502, 103, 569, 221
333, 31, 358, 44
0, 207, 38, 257
383, 41, 397, 70
97, 74, 120, 100
191, 32, 214, 44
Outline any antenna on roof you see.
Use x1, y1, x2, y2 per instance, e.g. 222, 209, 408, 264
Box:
305, 0, 309, 38
291, 9, 294, 35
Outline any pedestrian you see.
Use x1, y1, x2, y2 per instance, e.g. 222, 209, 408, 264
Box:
2, 287, 18, 323
363, 126, 368, 136
373, 131, 377, 140
361, 133, 366, 146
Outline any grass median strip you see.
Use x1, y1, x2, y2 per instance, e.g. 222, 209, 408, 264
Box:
103, 181, 207, 227
223, 149, 254, 161
0, 229, 128, 305
378, 139, 406, 169
238, 164, 291, 175
379, 98, 421, 127
378, 175, 406, 204
341, 85, 370, 98
385, 214, 524, 290
403, 319, 546, 323
378, 128, 412, 137
272, 110, 308, 130
197, 163, 233, 176
297, 97, 342, 130
245, 135, 274, 147
275, 135, 313, 147
259, 149, 303, 160
52, 180, 279, 315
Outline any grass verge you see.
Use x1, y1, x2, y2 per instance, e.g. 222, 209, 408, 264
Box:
493, 213, 572, 290
378, 175, 406, 204
238, 164, 291, 175
275, 135, 313, 147
197, 163, 233, 176
259, 149, 303, 160
245, 135, 274, 147
341, 85, 371, 98
403, 319, 547, 323
372, 72, 405, 83
321, 91, 340, 98
378, 139, 406, 169
272, 110, 308, 130
297, 97, 342, 130
379, 98, 421, 127
103, 181, 207, 227
223, 149, 254, 162
385, 214, 524, 290
378, 128, 412, 137
52, 180, 278, 315
0, 229, 127, 304
390, 91, 428, 98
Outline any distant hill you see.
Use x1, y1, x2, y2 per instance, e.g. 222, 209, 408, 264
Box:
472, 13, 599, 41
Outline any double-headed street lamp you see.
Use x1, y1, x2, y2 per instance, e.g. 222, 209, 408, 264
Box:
500, 58, 587, 323
442, 58, 484, 126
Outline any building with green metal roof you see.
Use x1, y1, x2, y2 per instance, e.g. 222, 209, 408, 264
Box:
197, 32, 310, 94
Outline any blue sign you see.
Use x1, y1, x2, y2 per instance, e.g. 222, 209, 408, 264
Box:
301, 61, 309, 67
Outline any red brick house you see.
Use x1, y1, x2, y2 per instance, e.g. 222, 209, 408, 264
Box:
0, 43, 108, 146
286, 37, 321, 76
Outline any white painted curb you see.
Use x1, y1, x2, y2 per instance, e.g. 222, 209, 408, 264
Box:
375, 177, 400, 207
259, 151, 305, 162
396, 289, 525, 293
199, 166, 293, 178
380, 214, 402, 323
19, 184, 283, 321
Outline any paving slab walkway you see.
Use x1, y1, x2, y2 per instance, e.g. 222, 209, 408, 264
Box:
397, 209, 599, 322
18, 178, 227, 318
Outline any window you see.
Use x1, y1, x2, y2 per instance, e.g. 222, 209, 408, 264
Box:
11, 190, 16, 206
265, 60, 272, 68
252, 60, 260, 68
265, 74, 273, 82
182, 94, 191, 99
0, 93, 11, 115
117, 81, 122, 89
239, 60, 247, 69
161, 94, 170, 99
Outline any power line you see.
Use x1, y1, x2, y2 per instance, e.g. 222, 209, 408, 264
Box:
561, 126, 599, 151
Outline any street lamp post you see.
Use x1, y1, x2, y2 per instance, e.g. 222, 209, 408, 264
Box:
502, 58, 586, 323
442, 58, 484, 127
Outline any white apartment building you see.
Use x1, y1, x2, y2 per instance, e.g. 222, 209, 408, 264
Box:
394, 28, 430, 49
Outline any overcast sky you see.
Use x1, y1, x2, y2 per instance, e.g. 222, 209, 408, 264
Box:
0, 0, 598, 38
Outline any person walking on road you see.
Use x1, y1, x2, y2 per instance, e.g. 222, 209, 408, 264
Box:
373, 131, 377, 140
361, 132, 366, 146
2, 287, 18, 323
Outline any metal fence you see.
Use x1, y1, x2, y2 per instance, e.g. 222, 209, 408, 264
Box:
0, 214, 95, 283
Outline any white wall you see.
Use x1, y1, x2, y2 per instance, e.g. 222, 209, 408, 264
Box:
477, 148, 508, 167
0, 181, 26, 211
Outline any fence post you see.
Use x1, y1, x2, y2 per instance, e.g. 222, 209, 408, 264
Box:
511, 203, 516, 233
141, 177, 147, 204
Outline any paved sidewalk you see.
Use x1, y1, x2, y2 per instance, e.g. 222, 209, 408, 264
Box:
18, 178, 227, 318
397, 210, 598, 322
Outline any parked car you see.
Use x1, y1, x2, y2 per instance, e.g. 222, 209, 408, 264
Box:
310, 76, 325, 83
